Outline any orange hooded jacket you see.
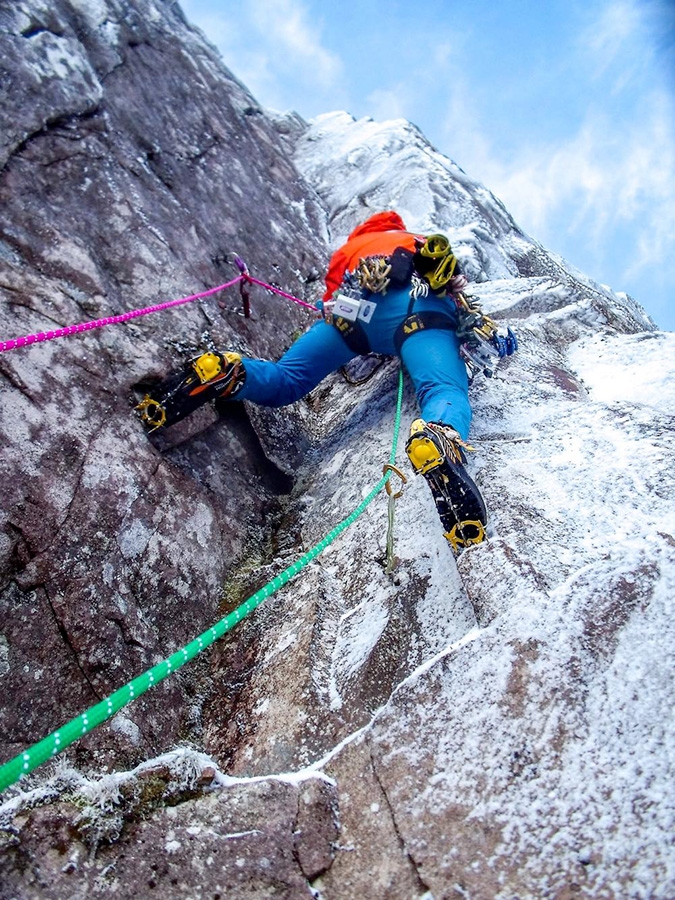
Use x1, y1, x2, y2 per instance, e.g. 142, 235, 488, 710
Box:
323, 211, 423, 301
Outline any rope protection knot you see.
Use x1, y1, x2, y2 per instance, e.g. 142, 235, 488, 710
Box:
0, 367, 405, 794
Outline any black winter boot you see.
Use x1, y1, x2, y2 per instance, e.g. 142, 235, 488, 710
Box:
405, 418, 487, 553
135, 350, 246, 431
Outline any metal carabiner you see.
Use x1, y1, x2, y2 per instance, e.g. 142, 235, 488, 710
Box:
383, 463, 408, 499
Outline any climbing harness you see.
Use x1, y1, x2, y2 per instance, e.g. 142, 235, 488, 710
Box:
318, 230, 516, 386
393, 309, 459, 355
325, 246, 418, 355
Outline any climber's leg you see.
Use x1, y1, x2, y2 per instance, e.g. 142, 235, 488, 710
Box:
399, 326, 471, 440
238, 321, 357, 406
136, 321, 357, 430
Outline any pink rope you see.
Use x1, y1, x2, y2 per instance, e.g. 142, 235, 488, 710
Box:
0, 269, 321, 354
244, 275, 320, 312
0, 276, 246, 353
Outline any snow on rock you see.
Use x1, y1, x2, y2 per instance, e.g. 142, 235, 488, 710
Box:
290, 112, 674, 897
295, 110, 522, 283
1, 3, 674, 898
568, 329, 675, 413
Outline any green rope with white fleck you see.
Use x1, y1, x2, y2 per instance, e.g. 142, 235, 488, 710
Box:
0, 368, 404, 795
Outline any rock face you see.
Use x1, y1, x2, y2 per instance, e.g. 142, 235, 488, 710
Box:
0, 0, 327, 773
2, 2, 675, 899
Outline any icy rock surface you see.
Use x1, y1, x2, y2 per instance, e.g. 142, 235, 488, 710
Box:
0, 0, 327, 772
1, 3, 675, 899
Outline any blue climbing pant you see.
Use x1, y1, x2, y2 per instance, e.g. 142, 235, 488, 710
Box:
237, 285, 472, 440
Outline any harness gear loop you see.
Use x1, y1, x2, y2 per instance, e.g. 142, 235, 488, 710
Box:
383, 463, 407, 499
357, 256, 392, 294
454, 291, 499, 342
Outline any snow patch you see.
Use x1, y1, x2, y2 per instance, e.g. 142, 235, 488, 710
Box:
567, 330, 675, 414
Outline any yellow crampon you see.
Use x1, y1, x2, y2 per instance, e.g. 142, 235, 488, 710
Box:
445, 519, 486, 554
406, 419, 474, 474
134, 350, 245, 433
405, 419, 487, 555
406, 419, 445, 475
135, 395, 166, 431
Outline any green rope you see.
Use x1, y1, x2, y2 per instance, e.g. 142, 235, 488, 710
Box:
0, 368, 405, 795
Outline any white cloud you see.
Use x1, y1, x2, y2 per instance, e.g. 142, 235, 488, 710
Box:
180, 0, 343, 111
246, 0, 342, 87
576, 0, 668, 94
580, 0, 645, 65
470, 90, 675, 284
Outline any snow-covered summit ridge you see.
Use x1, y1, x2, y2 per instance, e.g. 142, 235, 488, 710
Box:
291, 110, 655, 334
295, 110, 522, 276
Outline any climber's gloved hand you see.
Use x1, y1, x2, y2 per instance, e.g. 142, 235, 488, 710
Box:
492, 327, 518, 358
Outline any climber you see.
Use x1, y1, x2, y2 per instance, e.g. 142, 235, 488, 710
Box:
136, 211, 517, 553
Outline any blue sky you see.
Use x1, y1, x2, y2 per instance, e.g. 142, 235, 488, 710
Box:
180, 0, 674, 330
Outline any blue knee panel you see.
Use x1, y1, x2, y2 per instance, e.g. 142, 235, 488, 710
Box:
238, 321, 356, 407
400, 328, 472, 439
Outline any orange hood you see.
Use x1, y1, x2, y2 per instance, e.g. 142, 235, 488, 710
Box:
346, 210, 408, 240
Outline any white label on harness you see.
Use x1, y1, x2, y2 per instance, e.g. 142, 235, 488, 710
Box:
333, 294, 361, 322
358, 299, 377, 323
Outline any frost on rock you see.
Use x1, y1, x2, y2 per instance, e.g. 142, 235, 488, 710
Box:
1, 1, 674, 897
295, 111, 530, 281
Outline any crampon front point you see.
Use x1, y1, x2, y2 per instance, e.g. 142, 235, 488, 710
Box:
135, 350, 246, 432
